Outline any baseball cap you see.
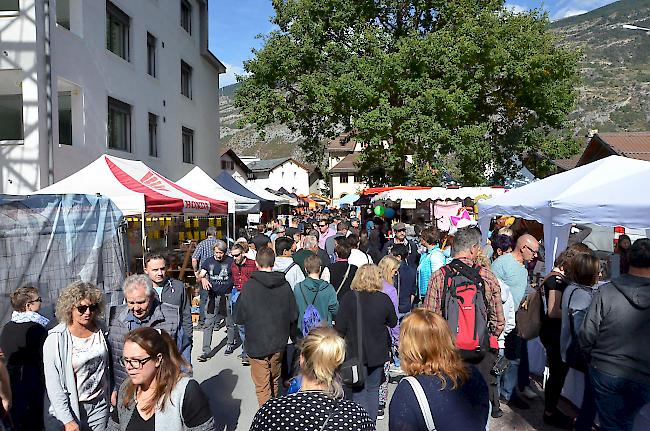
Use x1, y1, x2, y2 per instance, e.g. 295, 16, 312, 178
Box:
393, 222, 406, 231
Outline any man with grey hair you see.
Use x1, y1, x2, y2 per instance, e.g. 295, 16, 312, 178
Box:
108, 274, 188, 405
423, 226, 505, 416
192, 226, 220, 328
196, 240, 234, 361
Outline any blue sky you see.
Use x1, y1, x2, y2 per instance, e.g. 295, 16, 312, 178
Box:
208, 0, 617, 87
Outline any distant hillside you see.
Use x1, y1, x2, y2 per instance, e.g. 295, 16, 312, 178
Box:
551, 0, 650, 133
220, 0, 650, 161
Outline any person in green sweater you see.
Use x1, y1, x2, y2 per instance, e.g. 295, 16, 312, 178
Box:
293, 254, 339, 335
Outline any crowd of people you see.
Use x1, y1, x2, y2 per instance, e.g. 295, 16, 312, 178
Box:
0, 209, 649, 431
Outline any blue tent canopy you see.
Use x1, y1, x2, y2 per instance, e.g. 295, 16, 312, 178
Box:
215, 172, 274, 212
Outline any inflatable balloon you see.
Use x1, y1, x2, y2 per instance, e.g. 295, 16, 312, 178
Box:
384, 207, 395, 219
374, 205, 385, 217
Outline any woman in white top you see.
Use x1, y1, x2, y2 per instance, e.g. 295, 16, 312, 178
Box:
43, 282, 109, 431
347, 233, 373, 267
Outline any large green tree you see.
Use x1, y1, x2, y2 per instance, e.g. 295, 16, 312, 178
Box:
235, 0, 581, 186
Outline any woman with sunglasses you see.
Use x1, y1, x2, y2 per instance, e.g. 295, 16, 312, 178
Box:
44, 282, 109, 431
0, 286, 49, 429
108, 327, 214, 431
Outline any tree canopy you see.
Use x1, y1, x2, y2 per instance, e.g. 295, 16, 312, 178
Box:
234, 0, 581, 186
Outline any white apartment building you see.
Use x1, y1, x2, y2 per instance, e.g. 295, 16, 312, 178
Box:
245, 157, 314, 196
0, 0, 225, 194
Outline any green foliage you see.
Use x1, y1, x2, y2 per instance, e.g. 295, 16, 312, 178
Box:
235, 0, 581, 186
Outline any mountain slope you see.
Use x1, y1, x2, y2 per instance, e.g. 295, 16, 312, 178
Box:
219, 0, 650, 160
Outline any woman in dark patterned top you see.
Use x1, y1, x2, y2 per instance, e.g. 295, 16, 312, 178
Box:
250, 327, 374, 431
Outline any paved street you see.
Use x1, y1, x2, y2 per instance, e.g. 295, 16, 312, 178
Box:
192, 327, 559, 431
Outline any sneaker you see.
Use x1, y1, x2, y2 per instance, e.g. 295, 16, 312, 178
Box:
377, 409, 385, 420
224, 344, 236, 355
506, 394, 530, 410
197, 354, 208, 363
520, 386, 538, 399
543, 411, 573, 429
241, 356, 250, 366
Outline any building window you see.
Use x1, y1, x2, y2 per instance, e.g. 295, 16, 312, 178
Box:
106, 1, 130, 61
221, 160, 227, 170
0, 0, 19, 14
107, 97, 131, 152
181, 60, 192, 99
340, 173, 348, 183
0, 94, 23, 141
180, 0, 192, 34
221, 160, 234, 170
147, 33, 157, 77
58, 92, 72, 145
148, 113, 158, 157
182, 127, 194, 163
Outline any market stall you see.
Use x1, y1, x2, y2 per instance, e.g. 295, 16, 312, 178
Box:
0, 194, 126, 323
35, 155, 229, 272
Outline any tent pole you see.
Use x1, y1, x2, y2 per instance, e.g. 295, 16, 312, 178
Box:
141, 212, 147, 253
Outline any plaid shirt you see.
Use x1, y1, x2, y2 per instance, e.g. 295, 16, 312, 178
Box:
423, 257, 505, 337
192, 237, 218, 269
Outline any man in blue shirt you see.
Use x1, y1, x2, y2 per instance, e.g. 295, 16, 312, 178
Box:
417, 227, 447, 302
491, 234, 539, 409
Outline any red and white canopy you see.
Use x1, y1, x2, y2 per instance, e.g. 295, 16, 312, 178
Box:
35, 155, 228, 215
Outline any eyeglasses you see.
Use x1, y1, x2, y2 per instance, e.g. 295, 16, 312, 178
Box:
119, 356, 152, 369
75, 303, 100, 314
231, 253, 242, 258
523, 245, 539, 256
27, 297, 42, 304
318, 224, 327, 227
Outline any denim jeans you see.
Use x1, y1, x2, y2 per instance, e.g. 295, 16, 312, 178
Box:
590, 366, 650, 431
346, 365, 384, 424
230, 289, 246, 356
501, 331, 525, 400
202, 290, 234, 355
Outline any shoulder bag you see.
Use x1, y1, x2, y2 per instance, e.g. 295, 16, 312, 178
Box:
335, 264, 352, 295
404, 376, 437, 431
340, 291, 366, 388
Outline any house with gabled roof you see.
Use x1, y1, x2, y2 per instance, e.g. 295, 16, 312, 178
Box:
244, 157, 321, 196
554, 132, 650, 172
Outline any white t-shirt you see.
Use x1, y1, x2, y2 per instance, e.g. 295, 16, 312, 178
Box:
348, 248, 373, 268
71, 330, 109, 402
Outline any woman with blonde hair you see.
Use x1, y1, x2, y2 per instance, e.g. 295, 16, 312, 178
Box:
251, 327, 373, 430
335, 264, 397, 424
389, 309, 489, 430
43, 282, 110, 431
108, 327, 213, 430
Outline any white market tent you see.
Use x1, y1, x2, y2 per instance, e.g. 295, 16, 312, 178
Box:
478, 155, 650, 272
177, 167, 260, 214
372, 187, 507, 204
34, 154, 228, 216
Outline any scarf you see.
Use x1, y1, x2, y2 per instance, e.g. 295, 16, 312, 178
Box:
11, 310, 50, 327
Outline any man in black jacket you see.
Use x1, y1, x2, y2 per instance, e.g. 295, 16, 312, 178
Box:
579, 238, 650, 430
381, 222, 420, 267
234, 247, 298, 406
143, 252, 193, 363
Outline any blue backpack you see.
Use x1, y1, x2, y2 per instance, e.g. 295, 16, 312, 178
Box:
300, 287, 322, 337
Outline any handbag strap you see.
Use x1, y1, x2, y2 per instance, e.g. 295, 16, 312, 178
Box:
405, 377, 437, 431
355, 291, 363, 366
319, 399, 340, 431
336, 264, 352, 294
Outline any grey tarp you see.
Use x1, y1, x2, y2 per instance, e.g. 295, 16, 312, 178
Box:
0, 194, 126, 325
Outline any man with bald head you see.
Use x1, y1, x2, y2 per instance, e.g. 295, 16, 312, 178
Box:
492, 233, 539, 410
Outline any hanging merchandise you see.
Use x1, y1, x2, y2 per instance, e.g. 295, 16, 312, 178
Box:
374, 205, 385, 217
384, 207, 396, 219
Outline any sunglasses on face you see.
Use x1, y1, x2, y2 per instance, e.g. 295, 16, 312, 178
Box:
318, 224, 327, 227
231, 253, 242, 258
75, 304, 100, 314
119, 356, 152, 369
523, 245, 539, 256
27, 297, 42, 304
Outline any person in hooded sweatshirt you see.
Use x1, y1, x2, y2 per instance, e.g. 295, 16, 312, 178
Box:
579, 238, 650, 431
234, 247, 299, 407
293, 254, 339, 336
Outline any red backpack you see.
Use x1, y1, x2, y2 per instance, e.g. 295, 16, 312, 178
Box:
441, 259, 489, 363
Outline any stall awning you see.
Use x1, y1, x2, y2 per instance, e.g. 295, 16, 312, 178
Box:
216, 172, 275, 211
34, 155, 228, 215
178, 167, 260, 214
